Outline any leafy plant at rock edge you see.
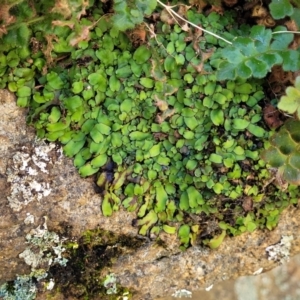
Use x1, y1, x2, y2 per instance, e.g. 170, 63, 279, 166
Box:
1, 0, 300, 250
211, 25, 300, 81
262, 77, 300, 185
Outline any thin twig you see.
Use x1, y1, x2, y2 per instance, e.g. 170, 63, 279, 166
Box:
8, 16, 45, 30
144, 23, 176, 58
272, 30, 300, 35
156, 0, 232, 45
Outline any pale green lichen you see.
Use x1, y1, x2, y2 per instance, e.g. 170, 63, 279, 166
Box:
19, 217, 68, 269
103, 273, 118, 295
0, 218, 66, 300
102, 273, 132, 299
0, 271, 47, 300
1, 140, 65, 300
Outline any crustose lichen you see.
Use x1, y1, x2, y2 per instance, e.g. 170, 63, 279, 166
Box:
19, 217, 68, 270
266, 235, 294, 264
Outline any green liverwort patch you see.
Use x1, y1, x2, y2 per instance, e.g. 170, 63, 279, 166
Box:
2, 3, 300, 249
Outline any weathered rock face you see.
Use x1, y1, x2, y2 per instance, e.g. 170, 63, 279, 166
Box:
0, 89, 138, 283
0, 89, 299, 300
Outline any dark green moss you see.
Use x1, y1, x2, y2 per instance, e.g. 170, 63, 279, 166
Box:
47, 229, 144, 299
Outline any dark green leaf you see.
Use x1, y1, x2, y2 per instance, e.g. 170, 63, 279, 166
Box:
269, 0, 293, 19
281, 50, 300, 71
88, 73, 107, 91
233, 118, 250, 130
137, 0, 157, 15
64, 96, 83, 112
247, 124, 265, 137
233, 37, 256, 56
244, 57, 269, 78
210, 109, 224, 126
72, 81, 84, 94
96, 49, 115, 66
217, 61, 236, 81
179, 191, 189, 211
236, 63, 252, 79
282, 164, 300, 185
213, 93, 227, 105
261, 146, 286, 168
258, 52, 282, 69
94, 123, 111, 135
164, 56, 176, 72
178, 224, 190, 246
184, 117, 198, 130
209, 153, 223, 164
292, 8, 300, 28
271, 26, 294, 50
17, 86, 31, 97
17, 97, 28, 107
250, 25, 272, 52
46, 72, 64, 90
140, 77, 154, 88
289, 153, 300, 169
222, 47, 244, 63
133, 45, 151, 64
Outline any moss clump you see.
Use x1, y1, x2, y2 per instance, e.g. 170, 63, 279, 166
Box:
47, 229, 143, 299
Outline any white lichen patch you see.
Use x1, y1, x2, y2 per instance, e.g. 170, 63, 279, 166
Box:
6, 140, 62, 212
46, 279, 55, 291
253, 267, 263, 275
205, 284, 214, 291
266, 235, 294, 263
24, 213, 35, 225
172, 289, 192, 298
19, 217, 68, 270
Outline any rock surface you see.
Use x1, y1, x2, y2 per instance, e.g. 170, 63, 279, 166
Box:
0, 89, 299, 299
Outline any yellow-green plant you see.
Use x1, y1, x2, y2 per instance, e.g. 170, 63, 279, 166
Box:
278, 76, 300, 118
